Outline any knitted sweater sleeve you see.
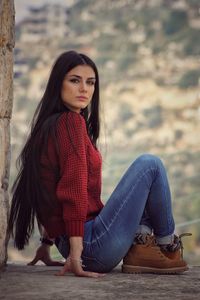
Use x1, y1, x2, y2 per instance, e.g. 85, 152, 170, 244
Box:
55, 112, 88, 237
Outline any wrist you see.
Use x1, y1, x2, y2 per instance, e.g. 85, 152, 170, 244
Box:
69, 250, 82, 259
40, 237, 54, 246
69, 237, 83, 251
67, 256, 85, 268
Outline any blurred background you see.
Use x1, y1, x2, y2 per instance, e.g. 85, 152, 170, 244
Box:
9, 0, 200, 264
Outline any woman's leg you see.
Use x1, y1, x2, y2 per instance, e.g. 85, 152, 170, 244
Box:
82, 154, 175, 272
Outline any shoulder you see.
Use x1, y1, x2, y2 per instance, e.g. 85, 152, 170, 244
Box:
57, 111, 87, 134
58, 111, 85, 123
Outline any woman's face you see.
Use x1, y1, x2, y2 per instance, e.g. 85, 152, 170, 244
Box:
61, 65, 96, 113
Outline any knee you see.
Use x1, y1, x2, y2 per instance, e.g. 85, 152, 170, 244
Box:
135, 153, 163, 169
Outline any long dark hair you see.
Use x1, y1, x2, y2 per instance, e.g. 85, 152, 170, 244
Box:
8, 50, 100, 249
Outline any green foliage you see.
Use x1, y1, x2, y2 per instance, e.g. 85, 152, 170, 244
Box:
119, 103, 134, 122
133, 7, 163, 27
152, 45, 164, 55
178, 69, 200, 89
163, 10, 188, 35
69, 19, 94, 35
174, 129, 183, 140
186, 0, 200, 7
95, 55, 110, 66
96, 33, 115, 52
72, 0, 91, 11
118, 53, 136, 72
143, 105, 163, 128
114, 19, 128, 31
183, 29, 200, 56
20, 76, 30, 88
17, 95, 28, 110
15, 28, 21, 40
28, 57, 37, 69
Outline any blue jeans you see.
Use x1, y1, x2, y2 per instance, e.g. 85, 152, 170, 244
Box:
55, 154, 175, 273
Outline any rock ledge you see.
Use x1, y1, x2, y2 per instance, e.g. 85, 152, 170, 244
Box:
0, 263, 200, 299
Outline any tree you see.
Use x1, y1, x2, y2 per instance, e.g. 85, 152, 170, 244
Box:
0, 0, 15, 269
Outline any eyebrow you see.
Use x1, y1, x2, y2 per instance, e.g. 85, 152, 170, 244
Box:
68, 75, 96, 80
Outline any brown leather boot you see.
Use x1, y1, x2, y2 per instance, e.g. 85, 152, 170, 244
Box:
122, 234, 188, 274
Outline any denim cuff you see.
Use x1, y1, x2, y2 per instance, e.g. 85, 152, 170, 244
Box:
135, 224, 152, 235
156, 234, 174, 245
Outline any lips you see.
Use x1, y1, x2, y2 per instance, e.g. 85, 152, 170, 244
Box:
77, 96, 88, 100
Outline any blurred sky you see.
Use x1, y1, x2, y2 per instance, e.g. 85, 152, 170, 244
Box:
15, 0, 74, 23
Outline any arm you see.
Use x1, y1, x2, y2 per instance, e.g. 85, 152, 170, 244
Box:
39, 226, 54, 245
55, 113, 104, 277
27, 226, 64, 266
56, 112, 88, 238
69, 236, 83, 259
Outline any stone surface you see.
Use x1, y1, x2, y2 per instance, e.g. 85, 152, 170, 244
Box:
0, 264, 200, 299
0, 119, 11, 267
0, 0, 15, 118
0, 0, 15, 268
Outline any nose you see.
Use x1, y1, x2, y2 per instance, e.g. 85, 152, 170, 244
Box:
79, 80, 87, 93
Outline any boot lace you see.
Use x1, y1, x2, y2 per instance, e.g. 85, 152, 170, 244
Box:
160, 233, 192, 259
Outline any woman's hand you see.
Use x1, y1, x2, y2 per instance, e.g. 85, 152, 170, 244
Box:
55, 237, 105, 278
56, 257, 105, 278
27, 244, 64, 266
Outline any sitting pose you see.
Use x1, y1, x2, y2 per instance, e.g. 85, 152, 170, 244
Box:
8, 50, 189, 278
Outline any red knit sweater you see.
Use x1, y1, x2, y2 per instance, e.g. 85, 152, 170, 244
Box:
40, 111, 104, 238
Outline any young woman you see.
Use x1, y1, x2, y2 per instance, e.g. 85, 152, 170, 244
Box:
8, 50, 190, 278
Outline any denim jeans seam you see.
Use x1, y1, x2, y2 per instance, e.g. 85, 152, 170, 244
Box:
84, 167, 157, 245
153, 160, 174, 236
160, 167, 170, 231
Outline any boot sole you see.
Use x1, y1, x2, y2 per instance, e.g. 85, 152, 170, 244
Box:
122, 264, 189, 274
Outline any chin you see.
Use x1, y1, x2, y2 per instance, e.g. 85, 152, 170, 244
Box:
79, 104, 88, 110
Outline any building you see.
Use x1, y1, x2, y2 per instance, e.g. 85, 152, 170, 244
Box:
19, 4, 70, 43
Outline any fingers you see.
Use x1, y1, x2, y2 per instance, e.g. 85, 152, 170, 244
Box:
48, 260, 65, 266
28, 259, 106, 278
42, 257, 65, 266
27, 257, 39, 266
78, 271, 106, 278
27, 256, 64, 267
55, 268, 106, 278
54, 259, 106, 278
55, 262, 71, 276
28, 257, 65, 268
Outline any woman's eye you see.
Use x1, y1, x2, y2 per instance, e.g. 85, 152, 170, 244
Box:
87, 81, 95, 86
70, 79, 79, 83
